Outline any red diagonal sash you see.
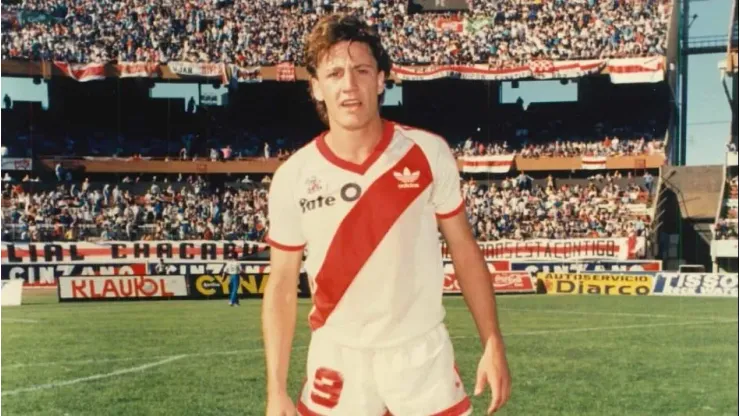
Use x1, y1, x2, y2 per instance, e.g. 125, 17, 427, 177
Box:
309, 144, 433, 330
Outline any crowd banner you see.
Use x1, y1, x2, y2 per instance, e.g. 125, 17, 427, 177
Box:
458, 155, 515, 173
168, 62, 227, 83
58, 275, 189, 301
0, 157, 32, 171
276, 62, 296, 82
607, 57, 666, 84
538, 272, 654, 296
652, 273, 738, 297
229, 65, 262, 83
1, 241, 270, 265
53, 62, 106, 82
117, 62, 160, 78
1, 280, 23, 306
511, 260, 662, 275
1, 263, 148, 287
441, 238, 642, 261
581, 155, 607, 170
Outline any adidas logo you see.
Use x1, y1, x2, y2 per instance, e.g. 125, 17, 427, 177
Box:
393, 167, 420, 189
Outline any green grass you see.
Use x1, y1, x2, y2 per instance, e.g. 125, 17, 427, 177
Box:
2, 290, 737, 416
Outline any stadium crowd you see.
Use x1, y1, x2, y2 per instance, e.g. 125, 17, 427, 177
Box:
715, 175, 738, 240
2, 0, 671, 65
454, 136, 665, 158
1, 176, 270, 243
2, 174, 652, 244
461, 176, 650, 240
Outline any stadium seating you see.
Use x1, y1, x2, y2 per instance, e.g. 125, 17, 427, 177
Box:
1, 0, 672, 65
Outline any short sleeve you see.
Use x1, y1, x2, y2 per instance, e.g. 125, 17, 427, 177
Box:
431, 139, 464, 219
265, 165, 306, 251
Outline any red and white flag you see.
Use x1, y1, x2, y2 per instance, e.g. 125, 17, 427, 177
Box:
581, 155, 607, 170
459, 155, 515, 173
53, 62, 106, 82
607, 57, 665, 84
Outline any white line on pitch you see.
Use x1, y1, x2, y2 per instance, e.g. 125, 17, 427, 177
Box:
455, 306, 676, 319
4, 346, 309, 369
449, 319, 738, 339
1, 318, 39, 323
1, 355, 187, 396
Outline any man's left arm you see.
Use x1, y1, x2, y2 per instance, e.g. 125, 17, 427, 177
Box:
430, 135, 511, 414
438, 211, 503, 349
439, 208, 512, 415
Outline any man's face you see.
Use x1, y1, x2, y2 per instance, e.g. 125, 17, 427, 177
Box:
311, 41, 385, 130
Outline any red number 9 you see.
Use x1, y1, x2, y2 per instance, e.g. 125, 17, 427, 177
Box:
310, 367, 344, 409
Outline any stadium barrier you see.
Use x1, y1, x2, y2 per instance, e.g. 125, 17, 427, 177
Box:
1, 280, 23, 306
651, 273, 739, 297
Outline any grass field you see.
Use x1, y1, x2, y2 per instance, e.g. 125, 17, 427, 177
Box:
1, 290, 738, 416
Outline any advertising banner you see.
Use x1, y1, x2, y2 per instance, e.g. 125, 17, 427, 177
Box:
1, 241, 269, 265
443, 260, 534, 294
652, 273, 738, 297
538, 272, 653, 296
1, 280, 23, 306
187, 270, 311, 299
511, 260, 662, 275
58, 275, 189, 301
441, 238, 638, 261
1, 263, 147, 287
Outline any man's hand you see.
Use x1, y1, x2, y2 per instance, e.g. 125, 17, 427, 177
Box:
474, 337, 511, 414
266, 391, 296, 416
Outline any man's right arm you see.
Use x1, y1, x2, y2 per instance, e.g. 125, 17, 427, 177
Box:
263, 246, 303, 396
261, 161, 306, 404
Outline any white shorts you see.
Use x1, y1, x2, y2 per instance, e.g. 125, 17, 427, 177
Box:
297, 323, 472, 416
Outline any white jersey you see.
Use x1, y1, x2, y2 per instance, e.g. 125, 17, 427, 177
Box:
224, 261, 241, 275
267, 120, 463, 348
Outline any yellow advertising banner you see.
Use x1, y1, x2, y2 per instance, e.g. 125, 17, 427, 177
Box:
537, 272, 653, 296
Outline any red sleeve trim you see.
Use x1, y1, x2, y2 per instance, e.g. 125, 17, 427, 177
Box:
435, 200, 465, 220
265, 236, 305, 252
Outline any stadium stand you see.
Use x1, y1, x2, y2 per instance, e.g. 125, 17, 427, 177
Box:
1, 0, 672, 65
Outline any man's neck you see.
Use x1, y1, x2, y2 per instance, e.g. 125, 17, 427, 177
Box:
324, 117, 384, 165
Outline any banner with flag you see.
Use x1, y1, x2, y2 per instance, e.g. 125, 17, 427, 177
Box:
53, 62, 106, 82
458, 155, 515, 173
581, 155, 607, 170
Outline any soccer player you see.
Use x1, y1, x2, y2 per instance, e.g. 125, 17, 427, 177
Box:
262, 14, 511, 416
223, 260, 241, 306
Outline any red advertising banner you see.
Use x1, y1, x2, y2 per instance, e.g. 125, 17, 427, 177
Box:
442, 260, 535, 294
58, 275, 188, 300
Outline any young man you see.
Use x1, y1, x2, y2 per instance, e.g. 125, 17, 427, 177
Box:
262, 14, 511, 416
223, 260, 241, 306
